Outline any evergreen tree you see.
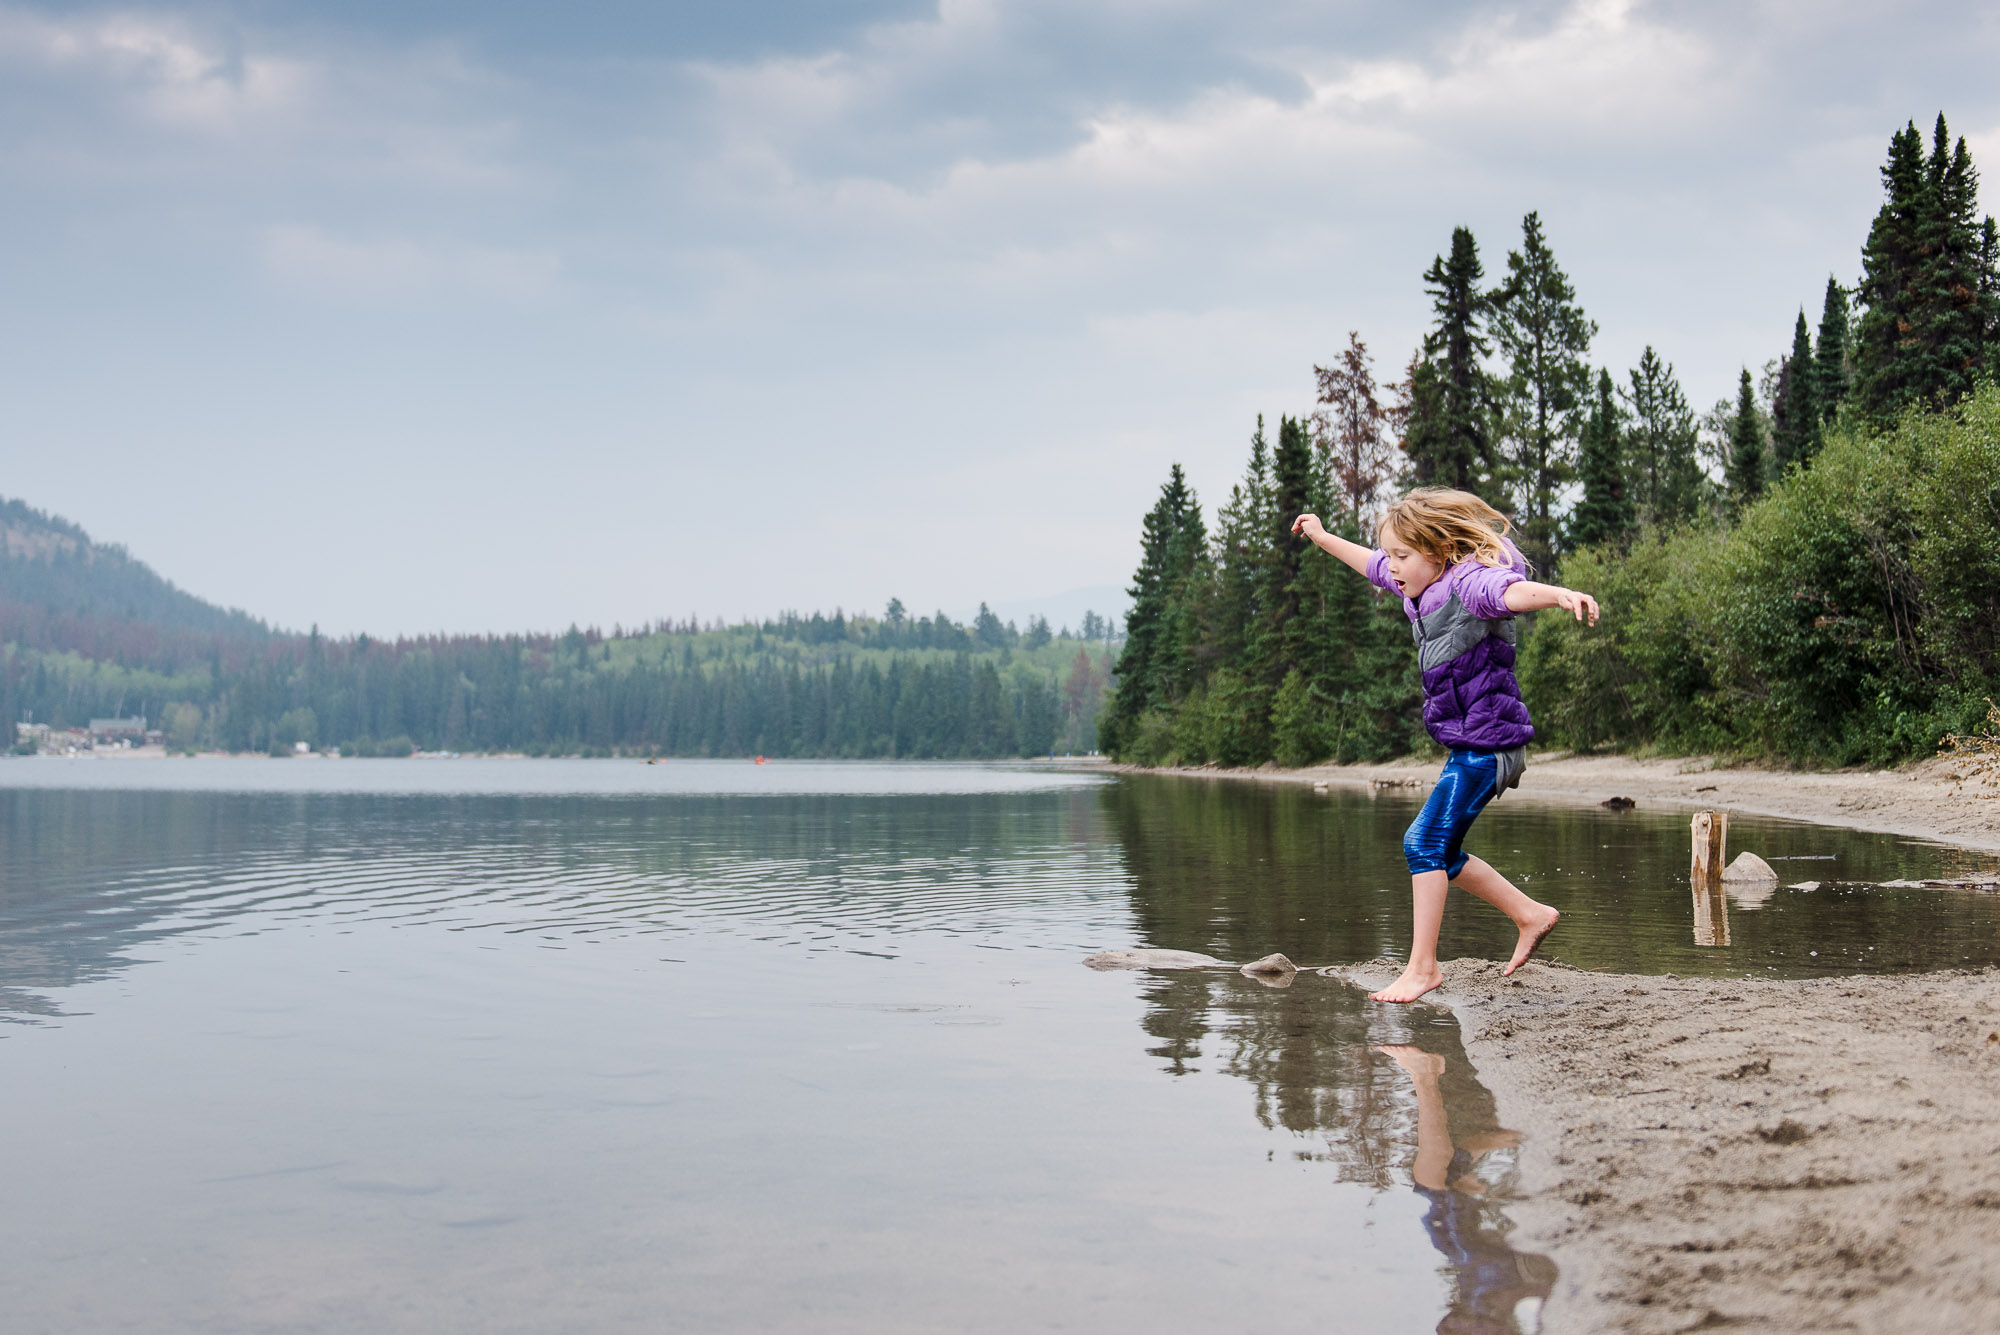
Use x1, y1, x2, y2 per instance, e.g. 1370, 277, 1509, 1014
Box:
1621, 347, 1701, 527
1489, 211, 1596, 573
1206, 417, 1274, 672
1983, 217, 2000, 377
1726, 368, 1766, 508
1406, 227, 1498, 498
1854, 115, 1998, 420
1395, 353, 1445, 489
1311, 333, 1393, 525
973, 602, 1011, 649
1103, 464, 1204, 754
1811, 277, 1852, 424
1263, 414, 1315, 689
1770, 310, 1820, 471
1568, 368, 1633, 551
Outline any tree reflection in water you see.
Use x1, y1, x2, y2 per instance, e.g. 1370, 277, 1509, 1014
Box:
1108, 780, 1555, 1334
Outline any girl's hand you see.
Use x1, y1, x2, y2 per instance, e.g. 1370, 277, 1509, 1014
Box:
1292, 513, 1325, 540
1555, 587, 1601, 625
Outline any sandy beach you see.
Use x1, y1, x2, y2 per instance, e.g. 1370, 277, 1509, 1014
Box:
1118, 751, 2000, 853
1332, 958, 2000, 1333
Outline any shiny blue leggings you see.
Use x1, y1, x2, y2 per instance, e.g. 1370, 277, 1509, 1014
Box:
1402, 749, 1500, 878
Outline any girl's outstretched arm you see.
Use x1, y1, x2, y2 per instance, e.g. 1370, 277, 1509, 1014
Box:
1503, 581, 1601, 624
1291, 514, 1374, 577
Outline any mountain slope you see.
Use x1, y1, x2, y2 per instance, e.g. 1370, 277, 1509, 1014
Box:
0, 497, 271, 639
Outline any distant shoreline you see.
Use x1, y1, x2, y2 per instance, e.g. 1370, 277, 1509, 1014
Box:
1111, 751, 2000, 853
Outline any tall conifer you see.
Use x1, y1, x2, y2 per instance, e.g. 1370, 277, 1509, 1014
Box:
1621, 348, 1700, 527
1770, 311, 1820, 471
1406, 228, 1497, 499
1206, 417, 1273, 672
1568, 369, 1632, 551
1812, 277, 1852, 424
1104, 464, 1203, 753
1726, 368, 1766, 507
1489, 211, 1596, 573
1263, 415, 1314, 688
1855, 115, 1999, 419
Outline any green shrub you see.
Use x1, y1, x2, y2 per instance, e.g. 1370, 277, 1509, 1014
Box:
1526, 382, 2000, 765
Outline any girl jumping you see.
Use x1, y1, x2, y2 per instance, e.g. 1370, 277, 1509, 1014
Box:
1292, 488, 1600, 1004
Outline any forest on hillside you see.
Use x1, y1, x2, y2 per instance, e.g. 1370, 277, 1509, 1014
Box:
1, 507, 1123, 759
1105, 114, 2000, 769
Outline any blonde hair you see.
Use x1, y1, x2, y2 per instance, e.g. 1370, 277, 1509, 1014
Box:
1376, 487, 1514, 569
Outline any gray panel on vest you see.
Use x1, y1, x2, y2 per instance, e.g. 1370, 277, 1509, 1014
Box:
1411, 592, 1516, 673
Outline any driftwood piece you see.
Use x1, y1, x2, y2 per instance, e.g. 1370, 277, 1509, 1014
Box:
1691, 811, 1729, 888
1082, 948, 1225, 971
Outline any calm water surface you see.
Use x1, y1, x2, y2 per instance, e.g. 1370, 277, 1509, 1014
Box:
3, 757, 1992, 1334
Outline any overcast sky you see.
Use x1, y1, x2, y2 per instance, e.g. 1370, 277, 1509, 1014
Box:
4, 0, 1997, 636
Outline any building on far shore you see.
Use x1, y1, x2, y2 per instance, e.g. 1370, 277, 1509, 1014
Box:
88, 717, 151, 747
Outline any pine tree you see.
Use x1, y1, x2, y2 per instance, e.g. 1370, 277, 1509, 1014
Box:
1726, 368, 1766, 508
1311, 333, 1393, 526
1568, 369, 1633, 551
1207, 417, 1274, 672
1811, 277, 1852, 424
1770, 310, 1820, 471
1406, 227, 1498, 498
1854, 115, 1998, 420
1103, 464, 1204, 754
1983, 217, 2000, 378
1621, 347, 1700, 527
1395, 353, 1445, 488
1263, 414, 1315, 689
1489, 211, 1596, 574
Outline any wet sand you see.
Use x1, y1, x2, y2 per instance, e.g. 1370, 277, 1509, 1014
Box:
1117, 752, 2000, 853
1333, 958, 2000, 1333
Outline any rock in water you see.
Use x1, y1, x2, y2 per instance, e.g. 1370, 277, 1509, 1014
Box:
1082, 948, 1225, 971
1721, 851, 1779, 883
1240, 953, 1297, 978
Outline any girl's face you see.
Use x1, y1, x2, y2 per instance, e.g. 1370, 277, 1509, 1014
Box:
1382, 526, 1446, 599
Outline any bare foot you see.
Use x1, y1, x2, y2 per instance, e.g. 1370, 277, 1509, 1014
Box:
1368, 964, 1444, 1003
1370, 1044, 1446, 1078
1503, 906, 1561, 976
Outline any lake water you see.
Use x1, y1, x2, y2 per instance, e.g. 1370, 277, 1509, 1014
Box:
4, 757, 1992, 1334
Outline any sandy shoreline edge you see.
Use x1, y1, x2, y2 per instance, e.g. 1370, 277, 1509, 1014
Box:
1327, 958, 2000, 1333
1108, 750, 2000, 853
1115, 756, 2000, 1330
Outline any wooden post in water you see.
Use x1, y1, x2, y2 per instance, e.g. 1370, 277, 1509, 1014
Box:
1691, 811, 1728, 887
1690, 810, 1732, 947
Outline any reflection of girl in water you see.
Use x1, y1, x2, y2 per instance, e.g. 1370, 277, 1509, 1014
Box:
1373, 1045, 1555, 1335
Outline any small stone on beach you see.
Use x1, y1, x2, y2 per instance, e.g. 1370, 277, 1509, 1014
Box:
1239, 953, 1297, 978
1721, 851, 1779, 883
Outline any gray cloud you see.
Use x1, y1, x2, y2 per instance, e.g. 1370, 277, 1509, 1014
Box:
4, 1, 1998, 635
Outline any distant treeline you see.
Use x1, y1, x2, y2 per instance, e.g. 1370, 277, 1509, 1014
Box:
5, 609, 1118, 759
0, 493, 1124, 758
1106, 113, 2000, 768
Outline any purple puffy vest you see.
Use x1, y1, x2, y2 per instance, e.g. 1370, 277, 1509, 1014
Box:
1404, 568, 1535, 751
